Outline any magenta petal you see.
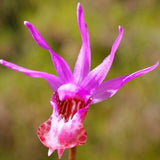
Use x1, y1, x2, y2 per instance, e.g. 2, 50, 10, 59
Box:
81, 26, 123, 92
0, 59, 62, 91
73, 3, 91, 83
24, 21, 73, 82
92, 62, 159, 104
57, 83, 89, 103
48, 49, 73, 82
24, 21, 50, 49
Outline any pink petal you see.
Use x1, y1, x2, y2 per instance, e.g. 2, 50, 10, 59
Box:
37, 118, 52, 148
48, 148, 55, 156
81, 26, 123, 92
24, 21, 73, 82
57, 149, 65, 159
92, 62, 159, 104
72, 105, 89, 123
58, 120, 87, 146
57, 83, 89, 103
0, 59, 61, 91
37, 100, 89, 156
73, 3, 91, 83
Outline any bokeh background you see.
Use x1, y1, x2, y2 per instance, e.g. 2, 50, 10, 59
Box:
0, 0, 160, 159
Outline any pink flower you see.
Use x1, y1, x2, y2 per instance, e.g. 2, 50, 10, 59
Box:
0, 2, 158, 159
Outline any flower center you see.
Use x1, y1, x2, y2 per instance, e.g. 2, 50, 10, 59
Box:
56, 97, 85, 121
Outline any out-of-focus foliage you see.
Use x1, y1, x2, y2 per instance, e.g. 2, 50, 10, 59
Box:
0, 0, 160, 160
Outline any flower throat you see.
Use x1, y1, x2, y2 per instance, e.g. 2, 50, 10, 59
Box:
55, 93, 86, 121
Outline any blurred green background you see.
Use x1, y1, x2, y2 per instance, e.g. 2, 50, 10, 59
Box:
0, 0, 160, 160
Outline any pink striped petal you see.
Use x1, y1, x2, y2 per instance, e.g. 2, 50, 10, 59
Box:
81, 26, 123, 92
0, 59, 61, 91
37, 103, 88, 156
92, 62, 159, 104
24, 21, 73, 82
73, 3, 91, 83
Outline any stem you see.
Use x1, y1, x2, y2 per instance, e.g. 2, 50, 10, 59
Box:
68, 147, 77, 160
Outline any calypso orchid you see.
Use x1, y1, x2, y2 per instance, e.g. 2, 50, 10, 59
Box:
0, 2, 159, 159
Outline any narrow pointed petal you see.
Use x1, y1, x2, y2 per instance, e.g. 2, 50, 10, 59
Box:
24, 21, 73, 82
48, 49, 73, 82
57, 149, 65, 159
24, 21, 50, 50
81, 26, 123, 92
73, 3, 91, 83
92, 62, 159, 104
48, 148, 55, 156
0, 59, 61, 91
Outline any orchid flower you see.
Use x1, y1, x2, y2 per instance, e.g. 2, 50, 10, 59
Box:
0, 2, 159, 159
